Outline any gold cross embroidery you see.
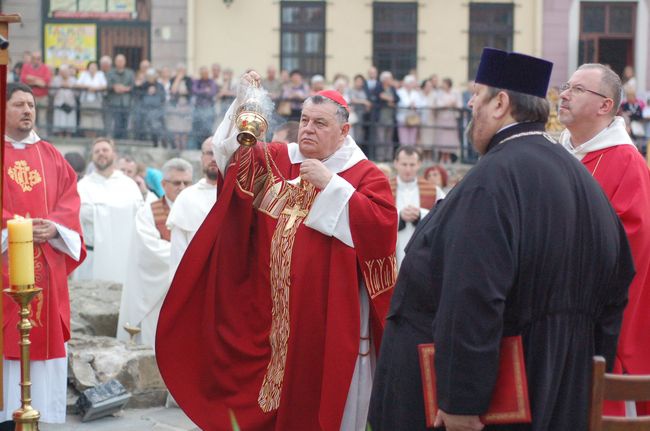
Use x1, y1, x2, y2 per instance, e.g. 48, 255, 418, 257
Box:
281, 203, 309, 231
8, 160, 42, 192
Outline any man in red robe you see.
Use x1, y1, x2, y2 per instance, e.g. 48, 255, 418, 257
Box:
156, 73, 397, 430
1, 83, 86, 428
560, 63, 650, 415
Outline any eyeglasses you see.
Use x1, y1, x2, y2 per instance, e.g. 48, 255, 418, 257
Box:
164, 180, 192, 187
202, 151, 214, 156
559, 83, 610, 99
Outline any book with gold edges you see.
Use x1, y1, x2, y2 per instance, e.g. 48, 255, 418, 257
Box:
418, 335, 532, 427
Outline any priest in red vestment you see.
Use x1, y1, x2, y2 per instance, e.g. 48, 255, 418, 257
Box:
560, 63, 650, 415
2, 83, 86, 425
156, 74, 397, 430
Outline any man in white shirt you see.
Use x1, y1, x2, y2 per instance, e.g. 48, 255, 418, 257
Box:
75, 138, 143, 284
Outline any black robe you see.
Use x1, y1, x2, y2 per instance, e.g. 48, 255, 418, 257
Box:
368, 122, 635, 431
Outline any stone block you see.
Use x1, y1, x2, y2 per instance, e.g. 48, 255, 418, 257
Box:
67, 335, 168, 410
69, 279, 122, 336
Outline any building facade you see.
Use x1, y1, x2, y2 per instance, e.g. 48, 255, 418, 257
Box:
2, 0, 187, 71
3, 0, 647, 95
188, 0, 542, 90
543, 0, 648, 93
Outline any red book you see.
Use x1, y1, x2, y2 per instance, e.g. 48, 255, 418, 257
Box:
418, 335, 532, 427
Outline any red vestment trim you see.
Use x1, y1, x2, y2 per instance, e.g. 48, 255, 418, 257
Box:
150, 198, 171, 241
389, 177, 438, 210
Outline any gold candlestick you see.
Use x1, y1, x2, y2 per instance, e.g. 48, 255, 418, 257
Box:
4, 285, 42, 431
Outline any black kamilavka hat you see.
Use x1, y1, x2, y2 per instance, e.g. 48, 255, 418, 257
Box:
475, 47, 553, 98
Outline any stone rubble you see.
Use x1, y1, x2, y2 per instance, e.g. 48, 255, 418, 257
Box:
67, 280, 167, 413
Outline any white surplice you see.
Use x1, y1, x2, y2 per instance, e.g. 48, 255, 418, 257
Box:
74, 170, 143, 284
117, 198, 173, 347
166, 178, 217, 281
395, 177, 429, 268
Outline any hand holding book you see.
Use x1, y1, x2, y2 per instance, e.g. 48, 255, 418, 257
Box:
418, 335, 531, 428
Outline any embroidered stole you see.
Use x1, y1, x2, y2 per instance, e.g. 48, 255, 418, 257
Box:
235, 147, 319, 412
150, 198, 171, 241
389, 177, 438, 210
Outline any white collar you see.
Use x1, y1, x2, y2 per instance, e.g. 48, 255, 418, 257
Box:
4, 130, 41, 148
559, 116, 635, 161
286, 135, 367, 177
396, 176, 418, 189
89, 169, 125, 181
196, 178, 217, 189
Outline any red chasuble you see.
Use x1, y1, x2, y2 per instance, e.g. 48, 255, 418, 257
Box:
583, 144, 650, 414
157, 142, 397, 430
2, 140, 86, 360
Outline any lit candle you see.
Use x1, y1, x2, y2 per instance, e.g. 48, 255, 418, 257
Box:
7, 216, 35, 287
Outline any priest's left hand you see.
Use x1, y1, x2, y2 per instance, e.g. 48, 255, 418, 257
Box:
433, 409, 484, 431
32, 218, 59, 243
300, 159, 333, 190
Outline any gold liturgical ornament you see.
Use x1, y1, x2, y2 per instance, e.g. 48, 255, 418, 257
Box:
123, 323, 142, 346
234, 80, 272, 147
235, 98, 269, 147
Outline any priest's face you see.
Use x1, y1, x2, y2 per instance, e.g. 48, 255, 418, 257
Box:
201, 138, 219, 180
298, 100, 350, 160
6, 90, 36, 140
92, 141, 116, 171
558, 68, 613, 128
118, 158, 138, 178
394, 151, 421, 182
467, 83, 500, 155
162, 169, 193, 202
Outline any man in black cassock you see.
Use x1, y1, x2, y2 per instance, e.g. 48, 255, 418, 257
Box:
368, 48, 636, 431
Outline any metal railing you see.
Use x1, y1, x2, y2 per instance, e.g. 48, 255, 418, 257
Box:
36, 86, 478, 162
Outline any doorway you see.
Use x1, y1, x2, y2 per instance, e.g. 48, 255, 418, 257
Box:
100, 25, 150, 69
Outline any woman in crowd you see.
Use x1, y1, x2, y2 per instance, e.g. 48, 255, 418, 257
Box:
76, 61, 107, 136
434, 77, 462, 164
167, 63, 194, 149
396, 74, 423, 146
424, 164, 448, 198
51, 64, 77, 137
348, 74, 372, 146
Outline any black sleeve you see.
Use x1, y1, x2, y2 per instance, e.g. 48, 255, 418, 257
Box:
594, 220, 635, 372
434, 186, 517, 415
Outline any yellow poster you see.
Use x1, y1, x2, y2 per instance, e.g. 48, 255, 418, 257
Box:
44, 24, 97, 70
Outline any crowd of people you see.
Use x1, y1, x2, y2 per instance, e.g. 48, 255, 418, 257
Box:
10, 50, 474, 163
2, 45, 650, 431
